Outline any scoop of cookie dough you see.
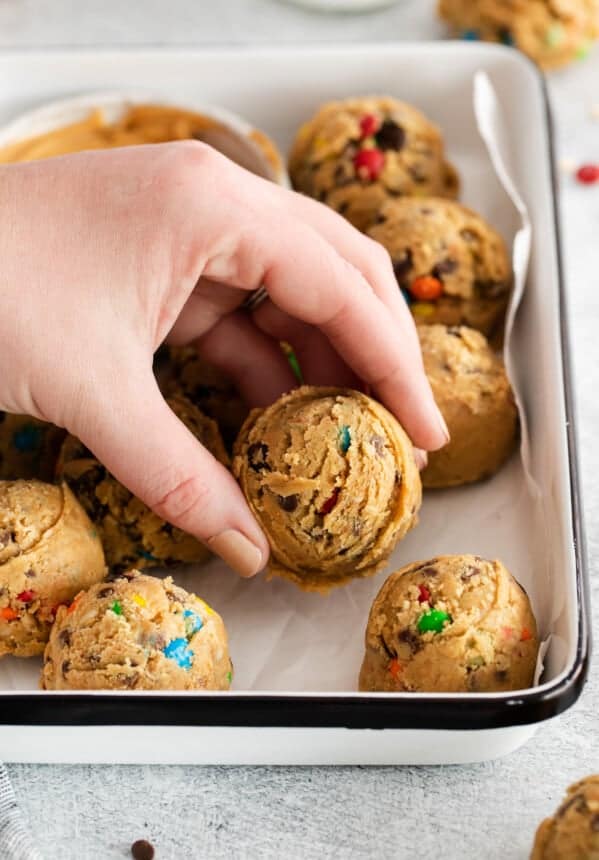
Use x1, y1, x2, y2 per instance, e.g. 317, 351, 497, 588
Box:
0, 412, 65, 481
57, 393, 229, 573
438, 0, 599, 70
359, 554, 538, 693
0, 480, 106, 658
41, 571, 232, 691
159, 346, 248, 450
418, 325, 518, 488
368, 197, 512, 340
289, 96, 459, 232
233, 386, 422, 592
531, 776, 599, 860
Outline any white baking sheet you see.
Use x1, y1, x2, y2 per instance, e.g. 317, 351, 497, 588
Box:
0, 45, 576, 697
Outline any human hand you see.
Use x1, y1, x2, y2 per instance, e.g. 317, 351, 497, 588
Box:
0, 142, 448, 576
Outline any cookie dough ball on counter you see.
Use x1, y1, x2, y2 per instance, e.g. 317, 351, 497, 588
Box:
159, 346, 249, 450
418, 325, 518, 488
0, 412, 65, 481
41, 571, 232, 691
531, 776, 599, 860
289, 96, 459, 232
233, 386, 421, 592
368, 198, 512, 340
57, 394, 229, 573
438, 0, 599, 71
359, 555, 538, 693
0, 480, 106, 658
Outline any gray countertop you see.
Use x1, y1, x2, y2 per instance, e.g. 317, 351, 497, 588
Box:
3, 1, 599, 858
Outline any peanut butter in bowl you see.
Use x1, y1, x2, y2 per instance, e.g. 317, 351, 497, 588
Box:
0, 94, 288, 185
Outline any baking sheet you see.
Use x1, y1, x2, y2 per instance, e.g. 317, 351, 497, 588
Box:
0, 49, 574, 695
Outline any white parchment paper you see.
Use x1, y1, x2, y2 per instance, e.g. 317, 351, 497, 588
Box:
0, 74, 555, 694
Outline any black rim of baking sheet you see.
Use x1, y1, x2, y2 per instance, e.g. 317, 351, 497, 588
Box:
0, 48, 591, 731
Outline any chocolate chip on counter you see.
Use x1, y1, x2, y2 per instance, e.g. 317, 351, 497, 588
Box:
277, 494, 299, 513
58, 629, 71, 647
375, 119, 406, 152
247, 442, 271, 473
392, 250, 413, 284
432, 259, 457, 279
97, 586, 115, 599
131, 839, 155, 860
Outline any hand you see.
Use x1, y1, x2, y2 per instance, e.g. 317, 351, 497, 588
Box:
0, 142, 448, 576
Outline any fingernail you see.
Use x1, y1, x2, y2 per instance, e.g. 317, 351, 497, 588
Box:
208, 529, 264, 578
436, 406, 450, 444
414, 448, 428, 471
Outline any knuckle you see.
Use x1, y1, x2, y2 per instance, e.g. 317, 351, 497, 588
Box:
150, 473, 213, 529
364, 236, 393, 271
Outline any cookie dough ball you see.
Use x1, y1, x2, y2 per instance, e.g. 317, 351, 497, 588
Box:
57, 393, 229, 572
359, 555, 538, 693
531, 776, 599, 859
0, 480, 106, 658
289, 96, 459, 232
41, 571, 232, 691
438, 0, 599, 70
0, 412, 65, 481
368, 198, 512, 340
160, 346, 248, 449
418, 325, 518, 488
233, 386, 422, 591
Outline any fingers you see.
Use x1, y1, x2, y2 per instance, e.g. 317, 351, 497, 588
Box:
191, 311, 297, 407
247, 219, 447, 450
76, 367, 269, 577
253, 301, 359, 389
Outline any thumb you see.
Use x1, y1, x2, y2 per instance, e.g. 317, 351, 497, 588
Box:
74, 369, 268, 578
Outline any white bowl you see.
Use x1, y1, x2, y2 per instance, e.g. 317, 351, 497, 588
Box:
0, 90, 289, 186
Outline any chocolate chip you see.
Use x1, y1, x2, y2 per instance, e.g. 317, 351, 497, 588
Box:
277, 494, 299, 513
131, 839, 155, 860
461, 565, 480, 581
420, 566, 438, 577
338, 201, 350, 216
379, 635, 395, 659
375, 119, 406, 152
475, 279, 508, 298
0, 530, 13, 548
24, 568, 36, 578
447, 326, 463, 338
370, 435, 387, 456
460, 228, 477, 243
0, 411, 5, 424
495, 669, 508, 682
398, 629, 421, 652
591, 814, 599, 832
118, 673, 138, 689
61, 660, 71, 677
247, 442, 271, 473
432, 259, 457, 279
89, 654, 101, 665
392, 250, 413, 284
97, 587, 115, 598
58, 629, 71, 647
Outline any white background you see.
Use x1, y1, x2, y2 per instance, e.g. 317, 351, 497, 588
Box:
1, 0, 599, 857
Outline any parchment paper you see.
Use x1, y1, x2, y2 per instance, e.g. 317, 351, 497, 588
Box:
0, 74, 554, 694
